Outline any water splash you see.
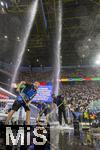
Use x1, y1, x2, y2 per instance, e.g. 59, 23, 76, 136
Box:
53, 0, 62, 96
10, 0, 39, 90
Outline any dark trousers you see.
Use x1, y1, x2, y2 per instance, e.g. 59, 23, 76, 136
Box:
58, 107, 67, 125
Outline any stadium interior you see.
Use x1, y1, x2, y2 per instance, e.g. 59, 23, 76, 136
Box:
0, 0, 100, 150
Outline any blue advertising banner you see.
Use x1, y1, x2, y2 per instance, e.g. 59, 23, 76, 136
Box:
32, 86, 53, 103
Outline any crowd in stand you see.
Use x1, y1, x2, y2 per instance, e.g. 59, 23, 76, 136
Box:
17, 67, 100, 82
61, 82, 100, 123
15, 68, 100, 123
1, 66, 100, 124
62, 82, 100, 104
1, 62, 100, 83
61, 67, 100, 78
19, 71, 53, 82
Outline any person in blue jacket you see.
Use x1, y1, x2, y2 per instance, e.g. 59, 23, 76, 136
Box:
5, 81, 40, 125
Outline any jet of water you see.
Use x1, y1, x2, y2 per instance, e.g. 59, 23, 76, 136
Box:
53, 0, 62, 96
10, 0, 39, 91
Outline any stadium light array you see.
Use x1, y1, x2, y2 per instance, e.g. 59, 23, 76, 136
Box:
4, 35, 8, 39
0, 1, 4, 7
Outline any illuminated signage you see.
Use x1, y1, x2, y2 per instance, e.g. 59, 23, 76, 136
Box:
32, 86, 52, 103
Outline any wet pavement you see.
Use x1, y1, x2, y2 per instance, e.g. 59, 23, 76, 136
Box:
50, 123, 100, 150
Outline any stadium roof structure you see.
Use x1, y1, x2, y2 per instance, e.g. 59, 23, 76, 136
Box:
0, 0, 100, 67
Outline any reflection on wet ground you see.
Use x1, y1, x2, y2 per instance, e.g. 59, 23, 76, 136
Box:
50, 124, 100, 150
0, 121, 100, 150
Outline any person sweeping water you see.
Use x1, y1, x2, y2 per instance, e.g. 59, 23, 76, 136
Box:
5, 81, 40, 125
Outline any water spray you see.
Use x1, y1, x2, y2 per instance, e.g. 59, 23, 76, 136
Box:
53, 0, 62, 96
10, 0, 39, 91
